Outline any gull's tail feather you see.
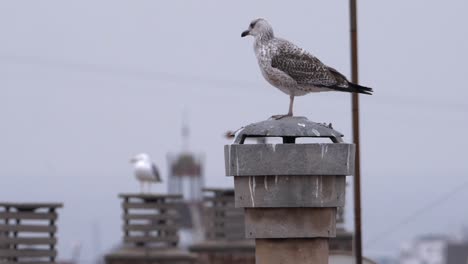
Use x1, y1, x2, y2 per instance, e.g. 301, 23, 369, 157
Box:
350, 83, 373, 95
330, 83, 373, 95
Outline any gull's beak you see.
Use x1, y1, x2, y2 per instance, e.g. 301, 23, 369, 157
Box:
129, 157, 137, 163
241, 30, 250, 37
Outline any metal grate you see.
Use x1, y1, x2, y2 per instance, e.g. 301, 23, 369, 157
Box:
202, 189, 245, 240
0, 203, 62, 264
119, 194, 182, 247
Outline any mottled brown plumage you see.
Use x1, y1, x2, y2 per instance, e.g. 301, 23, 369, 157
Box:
242, 18, 373, 118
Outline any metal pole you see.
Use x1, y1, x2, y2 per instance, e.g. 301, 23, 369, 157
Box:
349, 1, 363, 264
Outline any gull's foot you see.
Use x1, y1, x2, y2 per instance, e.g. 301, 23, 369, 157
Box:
270, 114, 293, 120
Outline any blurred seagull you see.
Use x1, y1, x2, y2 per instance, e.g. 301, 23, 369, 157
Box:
241, 18, 373, 119
130, 153, 162, 193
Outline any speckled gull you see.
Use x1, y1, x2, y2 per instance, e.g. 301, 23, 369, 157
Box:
130, 153, 162, 193
241, 18, 373, 118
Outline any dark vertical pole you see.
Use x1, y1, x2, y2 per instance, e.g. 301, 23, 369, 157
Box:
349, 1, 363, 264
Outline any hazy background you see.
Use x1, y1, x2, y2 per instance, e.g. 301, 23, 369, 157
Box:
1, 0, 468, 262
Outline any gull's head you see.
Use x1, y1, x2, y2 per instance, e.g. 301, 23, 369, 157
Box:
241, 18, 273, 39
130, 153, 150, 164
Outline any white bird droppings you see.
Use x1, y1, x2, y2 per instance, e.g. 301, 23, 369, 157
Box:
315, 176, 319, 198
253, 177, 256, 195
346, 146, 351, 173
248, 177, 255, 207
319, 176, 323, 206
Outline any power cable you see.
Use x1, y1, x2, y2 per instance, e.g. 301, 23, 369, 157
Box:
365, 179, 468, 247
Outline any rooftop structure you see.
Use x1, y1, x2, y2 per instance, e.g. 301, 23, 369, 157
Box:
105, 194, 196, 264
190, 188, 254, 264
0, 202, 63, 264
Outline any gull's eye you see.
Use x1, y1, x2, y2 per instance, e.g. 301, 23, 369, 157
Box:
250, 21, 256, 28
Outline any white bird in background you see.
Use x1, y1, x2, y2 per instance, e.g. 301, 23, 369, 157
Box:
241, 18, 373, 119
130, 153, 162, 193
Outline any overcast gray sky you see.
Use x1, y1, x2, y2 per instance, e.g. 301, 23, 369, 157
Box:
1, 0, 468, 262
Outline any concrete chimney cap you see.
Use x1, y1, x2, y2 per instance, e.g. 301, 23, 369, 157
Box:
232, 116, 344, 144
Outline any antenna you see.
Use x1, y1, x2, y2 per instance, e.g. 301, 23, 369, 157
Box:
182, 109, 190, 151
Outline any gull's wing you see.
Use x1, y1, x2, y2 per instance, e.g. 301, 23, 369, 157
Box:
271, 41, 346, 88
151, 163, 162, 182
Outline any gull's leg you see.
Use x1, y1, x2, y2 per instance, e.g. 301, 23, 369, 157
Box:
140, 182, 144, 193
148, 183, 151, 193
288, 95, 294, 116
272, 95, 294, 120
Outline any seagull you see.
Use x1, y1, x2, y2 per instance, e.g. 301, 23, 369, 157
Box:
241, 18, 373, 119
129, 153, 162, 193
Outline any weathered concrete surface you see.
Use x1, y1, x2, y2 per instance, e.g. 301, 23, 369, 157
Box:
234, 175, 345, 207
225, 143, 355, 176
256, 238, 328, 264
232, 116, 343, 144
244, 208, 336, 238
224, 117, 350, 264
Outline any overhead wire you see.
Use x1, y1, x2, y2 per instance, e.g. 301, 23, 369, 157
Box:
365, 179, 468, 247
